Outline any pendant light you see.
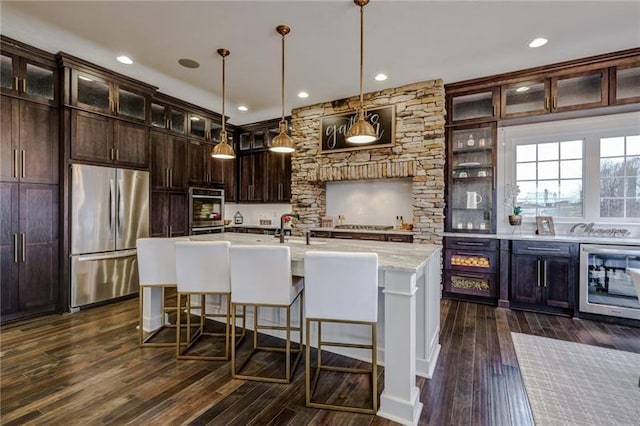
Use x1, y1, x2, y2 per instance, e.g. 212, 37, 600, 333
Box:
345, 0, 377, 144
269, 25, 296, 154
211, 48, 236, 160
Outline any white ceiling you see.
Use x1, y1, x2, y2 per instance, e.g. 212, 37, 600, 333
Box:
2, 1, 639, 125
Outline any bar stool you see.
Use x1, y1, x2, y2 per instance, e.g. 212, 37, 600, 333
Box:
303, 251, 379, 414
136, 237, 188, 347
229, 245, 303, 383
174, 240, 233, 360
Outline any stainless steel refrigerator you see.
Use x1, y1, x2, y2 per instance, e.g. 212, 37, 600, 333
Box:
70, 164, 149, 308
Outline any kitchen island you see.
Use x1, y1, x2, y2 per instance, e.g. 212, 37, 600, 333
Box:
147, 233, 442, 425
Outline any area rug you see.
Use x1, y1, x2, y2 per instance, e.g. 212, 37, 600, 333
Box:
511, 332, 640, 426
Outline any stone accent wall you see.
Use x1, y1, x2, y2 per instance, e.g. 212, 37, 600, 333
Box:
290, 79, 445, 245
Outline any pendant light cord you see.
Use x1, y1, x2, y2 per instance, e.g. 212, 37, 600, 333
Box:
221, 54, 226, 134
281, 32, 285, 123
359, 3, 364, 119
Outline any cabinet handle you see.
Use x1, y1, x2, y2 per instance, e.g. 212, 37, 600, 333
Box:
110, 148, 114, 161
169, 225, 173, 237
13, 234, 19, 263
552, 95, 557, 109
457, 252, 483, 257
456, 272, 484, 279
20, 150, 25, 178
456, 241, 484, 247
544, 96, 549, 110
115, 149, 119, 161
526, 246, 561, 252
492, 104, 496, 116
21, 233, 26, 262
536, 260, 541, 287
543, 260, 548, 287
21, 79, 26, 93
14, 77, 18, 91
166, 118, 170, 129
13, 149, 18, 178
169, 169, 173, 188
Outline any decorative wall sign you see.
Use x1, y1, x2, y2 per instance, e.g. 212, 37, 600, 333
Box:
320, 105, 395, 152
569, 222, 631, 238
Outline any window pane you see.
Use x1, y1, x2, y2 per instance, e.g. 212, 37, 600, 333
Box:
557, 179, 583, 217
600, 157, 624, 177
560, 140, 582, 159
538, 161, 559, 179
517, 181, 537, 209
517, 144, 536, 162
627, 135, 640, 155
516, 162, 536, 180
601, 137, 625, 157
626, 199, 640, 218
538, 142, 558, 161
601, 177, 624, 198
538, 180, 559, 206
601, 199, 624, 217
625, 177, 640, 198
561, 159, 582, 179
626, 156, 640, 176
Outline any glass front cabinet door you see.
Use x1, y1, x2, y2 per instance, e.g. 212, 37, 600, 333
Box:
449, 88, 499, 124
0, 53, 57, 104
447, 123, 496, 233
611, 62, 640, 105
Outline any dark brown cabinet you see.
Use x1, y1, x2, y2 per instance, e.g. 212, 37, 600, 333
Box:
151, 131, 186, 190
150, 101, 187, 135
211, 157, 237, 202
239, 152, 266, 202
1, 97, 58, 184
150, 191, 188, 238
610, 62, 640, 105
1, 182, 59, 323
443, 237, 498, 302
510, 241, 577, 314
0, 38, 58, 106
266, 151, 291, 202
448, 87, 499, 124
71, 110, 149, 168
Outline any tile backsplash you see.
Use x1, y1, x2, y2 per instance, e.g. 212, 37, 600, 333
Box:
224, 203, 292, 226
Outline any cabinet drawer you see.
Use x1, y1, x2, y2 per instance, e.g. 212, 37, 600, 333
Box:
444, 270, 496, 298
511, 240, 575, 257
445, 237, 497, 250
387, 234, 413, 243
445, 248, 497, 273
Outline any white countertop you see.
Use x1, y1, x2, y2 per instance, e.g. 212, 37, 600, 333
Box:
443, 231, 640, 246
309, 227, 414, 236
189, 232, 440, 273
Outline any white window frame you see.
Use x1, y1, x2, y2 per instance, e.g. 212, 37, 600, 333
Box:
498, 112, 640, 234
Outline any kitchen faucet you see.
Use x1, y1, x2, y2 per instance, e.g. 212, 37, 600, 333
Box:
279, 213, 300, 243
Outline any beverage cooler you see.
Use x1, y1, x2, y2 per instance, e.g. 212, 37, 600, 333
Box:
579, 244, 640, 321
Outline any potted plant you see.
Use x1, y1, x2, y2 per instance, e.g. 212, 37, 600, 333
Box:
505, 184, 522, 226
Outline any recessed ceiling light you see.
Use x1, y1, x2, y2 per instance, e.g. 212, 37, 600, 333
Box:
78, 75, 93, 82
516, 86, 530, 93
297, 91, 309, 98
374, 73, 387, 81
238, 105, 248, 111
178, 58, 200, 69
528, 38, 548, 48
117, 56, 133, 65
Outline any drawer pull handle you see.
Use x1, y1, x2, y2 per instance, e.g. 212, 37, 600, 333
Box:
456, 252, 484, 257
456, 273, 484, 279
456, 242, 484, 246
526, 246, 561, 252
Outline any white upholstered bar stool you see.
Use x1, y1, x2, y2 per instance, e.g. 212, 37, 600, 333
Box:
136, 237, 188, 347
174, 240, 234, 360
304, 251, 379, 414
229, 245, 303, 383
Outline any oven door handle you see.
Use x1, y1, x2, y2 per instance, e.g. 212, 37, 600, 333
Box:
190, 195, 222, 199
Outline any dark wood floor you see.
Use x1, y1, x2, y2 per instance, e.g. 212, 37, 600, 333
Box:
2, 298, 639, 425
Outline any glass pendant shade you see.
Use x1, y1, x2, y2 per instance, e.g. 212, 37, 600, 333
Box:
346, 0, 378, 144
270, 24, 295, 154
211, 48, 235, 160
270, 121, 295, 153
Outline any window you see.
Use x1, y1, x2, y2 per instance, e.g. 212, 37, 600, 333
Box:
515, 140, 583, 218
600, 135, 640, 218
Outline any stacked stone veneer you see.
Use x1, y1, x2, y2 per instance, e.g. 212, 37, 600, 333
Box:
290, 79, 445, 245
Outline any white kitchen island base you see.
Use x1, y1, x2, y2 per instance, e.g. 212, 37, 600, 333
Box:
144, 233, 442, 425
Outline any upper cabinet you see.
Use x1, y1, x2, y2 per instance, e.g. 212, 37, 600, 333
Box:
59, 52, 157, 122
610, 62, 640, 105
447, 48, 640, 124
1, 36, 58, 105
448, 88, 499, 124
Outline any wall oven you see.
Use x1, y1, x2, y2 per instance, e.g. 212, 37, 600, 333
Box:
579, 244, 640, 320
189, 187, 224, 235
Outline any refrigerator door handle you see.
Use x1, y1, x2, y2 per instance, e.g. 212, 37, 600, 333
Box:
109, 178, 115, 233
117, 177, 124, 239
75, 249, 137, 262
